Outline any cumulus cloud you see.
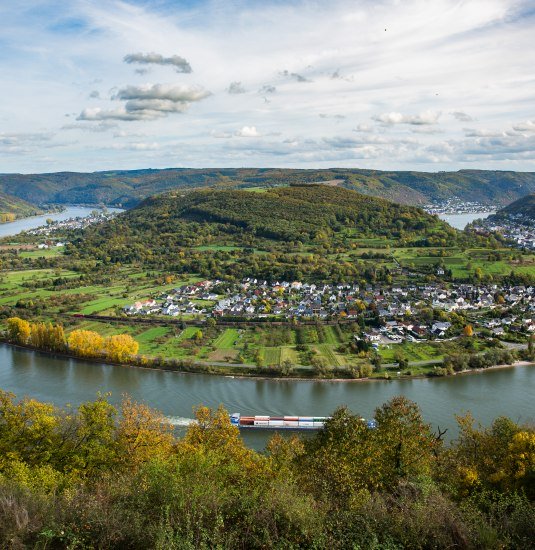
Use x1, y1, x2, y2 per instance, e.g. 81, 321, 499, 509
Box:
373, 110, 441, 126
123, 52, 192, 73
463, 128, 507, 138
78, 84, 211, 121
227, 81, 246, 94
512, 120, 535, 133
235, 126, 261, 137
89, 90, 100, 99
451, 111, 473, 122
280, 70, 311, 83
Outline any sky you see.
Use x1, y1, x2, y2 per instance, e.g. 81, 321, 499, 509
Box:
1, 0, 535, 173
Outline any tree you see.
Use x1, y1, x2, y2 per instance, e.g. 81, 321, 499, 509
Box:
104, 334, 139, 363
116, 397, 174, 467
68, 329, 104, 358
280, 358, 294, 376
463, 324, 474, 337
6, 317, 31, 345
373, 396, 439, 487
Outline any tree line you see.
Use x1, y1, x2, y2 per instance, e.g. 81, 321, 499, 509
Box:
6, 317, 139, 364
0, 393, 532, 548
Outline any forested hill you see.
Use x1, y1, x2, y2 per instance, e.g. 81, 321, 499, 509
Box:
0, 191, 42, 223
2, 167, 535, 208
70, 185, 479, 282
79, 184, 458, 248
495, 193, 535, 219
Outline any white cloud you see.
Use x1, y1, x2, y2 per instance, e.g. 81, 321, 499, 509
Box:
373, 110, 441, 126
512, 120, 535, 133
1, 0, 534, 171
78, 84, 211, 121
451, 111, 473, 122
235, 126, 261, 137
123, 52, 192, 73
227, 81, 246, 94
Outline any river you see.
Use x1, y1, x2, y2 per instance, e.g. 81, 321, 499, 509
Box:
438, 211, 494, 229
0, 206, 532, 449
1, 345, 533, 448
0, 206, 124, 238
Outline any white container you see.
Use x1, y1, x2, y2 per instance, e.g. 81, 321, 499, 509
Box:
268, 420, 284, 427
313, 421, 325, 428
254, 420, 270, 426
298, 421, 314, 427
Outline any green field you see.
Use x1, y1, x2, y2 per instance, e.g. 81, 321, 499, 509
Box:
213, 329, 239, 349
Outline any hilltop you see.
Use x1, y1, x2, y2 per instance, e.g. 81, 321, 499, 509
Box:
70, 185, 477, 282
2, 168, 535, 209
495, 193, 535, 220
0, 191, 43, 223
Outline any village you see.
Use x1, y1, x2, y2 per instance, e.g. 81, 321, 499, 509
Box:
123, 278, 535, 344
28, 209, 118, 237
424, 197, 492, 215
473, 213, 535, 250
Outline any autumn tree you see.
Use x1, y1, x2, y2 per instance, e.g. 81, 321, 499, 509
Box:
103, 334, 139, 363
463, 324, 474, 337
68, 329, 104, 358
116, 396, 174, 468
6, 317, 31, 345
443, 414, 535, 499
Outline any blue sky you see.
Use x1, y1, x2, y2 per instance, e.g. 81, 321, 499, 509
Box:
1, 0, 534, 173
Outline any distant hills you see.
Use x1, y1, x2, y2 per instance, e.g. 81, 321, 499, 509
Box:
495, 193, 535, 220
0, 191, 43, 223
2, 168, 535, 209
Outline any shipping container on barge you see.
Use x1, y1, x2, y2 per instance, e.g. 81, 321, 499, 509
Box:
230, 413, 377, 430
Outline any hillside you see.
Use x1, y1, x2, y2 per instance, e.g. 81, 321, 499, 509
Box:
69, 185, 478, 282
2, 168, 535, 209
0, 191, 43, 223
495, 193, 535, 220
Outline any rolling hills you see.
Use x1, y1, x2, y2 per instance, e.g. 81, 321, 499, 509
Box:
0, 191, 43, 223
495, 193, 535, 220
2, 168, 535, 209
69, 185, 478, 282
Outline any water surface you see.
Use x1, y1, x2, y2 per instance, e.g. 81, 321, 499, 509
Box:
1, 345, 533, 448
0, 206, 124, 238
438, 211, 494, 230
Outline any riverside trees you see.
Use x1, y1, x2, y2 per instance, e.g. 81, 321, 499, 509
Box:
0, 394, 532, 548
6, 318, 138, 364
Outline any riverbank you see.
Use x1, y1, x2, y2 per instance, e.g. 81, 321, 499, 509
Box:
2, 338, 532, 383
0, 205, 65, 225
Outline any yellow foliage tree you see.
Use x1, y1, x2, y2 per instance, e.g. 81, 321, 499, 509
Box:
116, 397, 174, 467
6, 317, 31, 345
68, 329, 104, 358
103, 333, 139, 363
463, 324, 474, 337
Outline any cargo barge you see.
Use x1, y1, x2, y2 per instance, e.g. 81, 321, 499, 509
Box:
230, 413, 328, 429
230, 413, 378, 430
